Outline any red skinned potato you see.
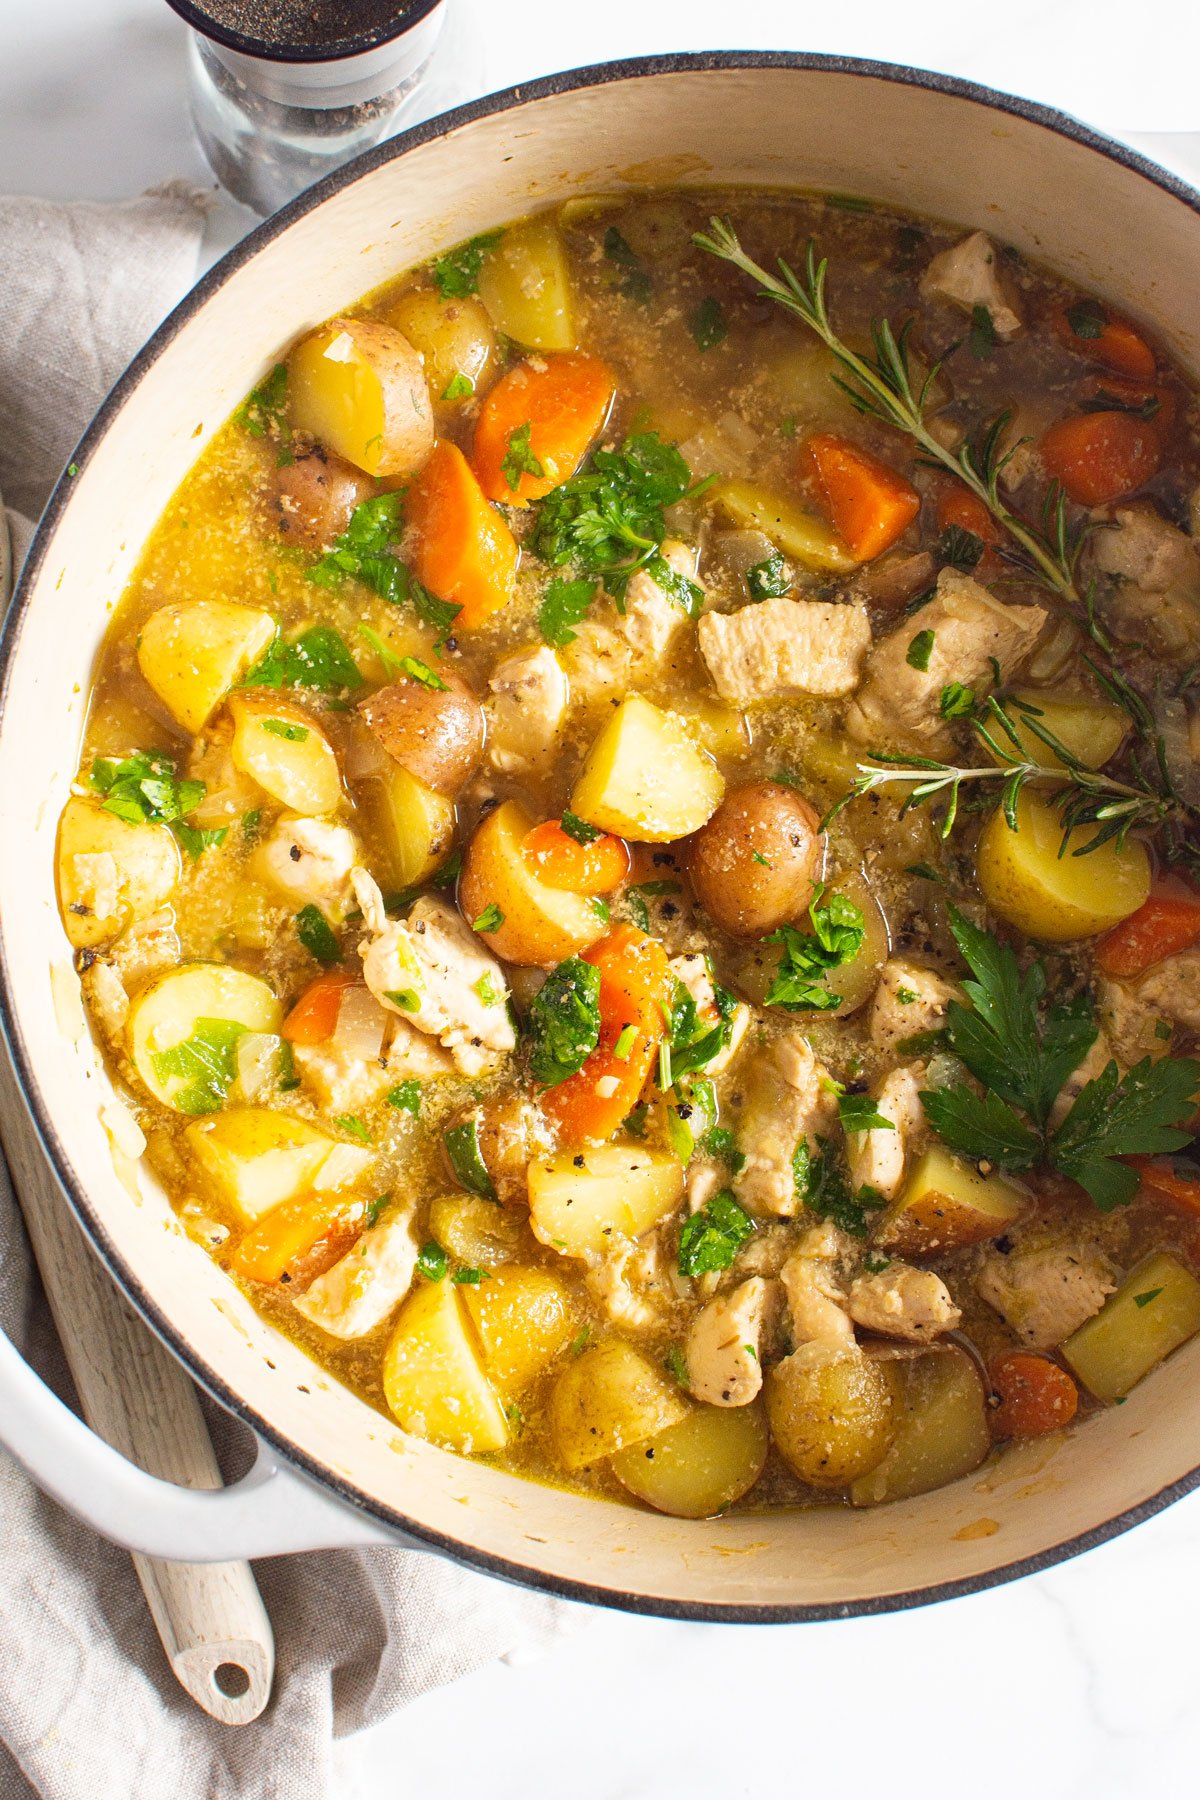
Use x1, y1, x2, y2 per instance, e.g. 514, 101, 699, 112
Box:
269, 446, 374, 551
690, 780, 823, 939
358, 670, 485, 796
288, 318, 434, 478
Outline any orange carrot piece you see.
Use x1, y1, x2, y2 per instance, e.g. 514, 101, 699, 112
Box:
1127, 1156, 1200, 1217
1054, 304, 1156, 381
541, 925, 672, 1144
522, 820, 631, 894
406, 440, 520, 629
1039, 410, 1160, 506
988, 1351, 1079, 1440
472, 353, 617, 507
1081, 373, 1177, 443
282, 970, 357, 1046
801, 433, 919, 561
229, 1191, 367, 1287
1094, 883, 1200, 979
934, 480, 1002, 574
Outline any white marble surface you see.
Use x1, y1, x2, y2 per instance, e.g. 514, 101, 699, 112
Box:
4, 1, 1200, 1794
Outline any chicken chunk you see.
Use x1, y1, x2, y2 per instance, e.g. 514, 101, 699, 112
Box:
256, 815, 358, 911
975, 1240, 1116, 1348
1089, 505, 1199, 594
618, 540, 701, 660
561, 619, 632, 709
847, 1262, 961, 1341
698, 596, 871, 706
734, 1033, 840, 1218
586, 1236, 668, 1332
1098, 976, 1173, 1069
870, 957, 957, 1056
779, 1242, 855, 1349
919, 231, 1023, 340
844, 1063, 927, 1205
293, 1208, 419, 1340
485, 645, 569, 775
294, 1013, 451, 1115
847, 570, 1047, 753
1128, 948, 1200, 1035
669, 950, 752, 1075
685, 1276, 777, 1406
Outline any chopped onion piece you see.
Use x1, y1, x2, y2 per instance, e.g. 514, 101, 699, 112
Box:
333, 985, 388, 1062
313, 1143, 373, 1192
235, 1032, 285, 1102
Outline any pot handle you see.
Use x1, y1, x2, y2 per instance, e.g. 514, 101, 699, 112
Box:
0, 1325, 407, 1560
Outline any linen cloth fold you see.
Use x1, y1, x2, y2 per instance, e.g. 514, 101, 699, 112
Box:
0, 189, 566, 1800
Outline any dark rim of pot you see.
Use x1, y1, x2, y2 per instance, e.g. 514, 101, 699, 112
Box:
163, 0, 446, 65
4, 50, 1200, 1624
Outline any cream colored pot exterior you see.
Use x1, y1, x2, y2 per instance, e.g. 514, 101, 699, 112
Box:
3, 56, 1200, 1618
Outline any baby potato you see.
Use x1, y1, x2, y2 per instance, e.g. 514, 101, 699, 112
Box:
476, 216, 576, 352
461, 1265, 575, 1390
288, 317, 434, 479
426, 1194, 524, 1271
459, 798, 606, 967
358, 671, 484, 796
57, 795, 180, 949
383, 1279, 508, 1454
550, 1339, 689, 1471
529, 1145, 685, 1258
977, 790, 1151, 942
137, 601, 277, 735
228, 694, 342, 816
268, 445, 373, 551
127, 964, 282, 1111
385, 287, 497, 407
986, 687, 1129, 774
611, 1400, 769, 1518
689, 781, 823, 939
570, 695, 725, 843
765, 1343, 897, 1488
711, 479, 855, 573
368, 761, 456, 891
185, 1108, 336, 1222
850, 1346, 990, 1506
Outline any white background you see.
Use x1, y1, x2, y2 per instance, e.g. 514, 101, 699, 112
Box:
4, 2, 1200, 1795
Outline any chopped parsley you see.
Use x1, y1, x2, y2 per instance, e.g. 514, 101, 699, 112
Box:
560, 809, 603, 845
235, 362, 292, 464
416, 1241, 448, 1282
527, 957, 602, 1087
150, 1017, 247, 1115
677, 1191, 755, 1277
794, 1139, 877, 1238
442, 371, 476, 402
335, 1115, 371, 1144
664, 1345, 690, 1387
431, 231, 502, 298
938, 524, 984, 574
764, 886, 865, 1012
667, 971, 735, 1079
174, 822, 228, 861
500, 421, 544, 493
260, 718, 309, 742
89, 750, 204, 827
452, 1266, 488, 1285
241, 625, 363, 694
475, 972, 501, 1008
387, 1080, 422, 1115
398, 655, 448, 691
940, 681, 976, 719
700, 1124, 746, 1173
906, 629, 935, 672
689, 296, 728, 352
747, 552, 789, 601
969, 304, 997, 359
1134, 1287, 1165, 1309
837, 1092, 896, 1134
1066, 297, 1107, 341
383, 987, 419, 1011
295, 904, 340, 965
310, 492, 461, 634
472, 903, 504, 934
604, 226, 652, 303
537, 576, 596, 647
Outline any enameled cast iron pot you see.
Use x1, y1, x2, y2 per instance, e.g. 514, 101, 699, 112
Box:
3, 53, 1200, 1620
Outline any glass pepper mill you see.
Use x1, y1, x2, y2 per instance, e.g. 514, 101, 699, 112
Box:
164, 0, 456, 216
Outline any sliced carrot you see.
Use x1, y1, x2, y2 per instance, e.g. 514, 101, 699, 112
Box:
472, 353, 617, 507
1094, 882, 1200, 979
541, 924, 672, 1145
801, 433, 919, 562
282, 970, 357, 1046
406, 440, 520, 629
988, 1351, 1079, 1440
1054, 303, 1156, 381
1127, 1156, 1200, 1217
1081, 373, 1177, 443
229, 1191, 367, 1287
1039, 410, 1160, 506
934, 480, 1003, 575
522, 820, 631, 894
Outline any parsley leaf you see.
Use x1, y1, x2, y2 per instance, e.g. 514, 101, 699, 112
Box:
310, 493, 461, 634
387, 1080, 422, 1115
417, 1241, 448, 1281
89, 750, 204, 826
1066, 297, 1107, 341
603, 226, 652, 303
241, 625, 363, 694
689, 296, 728, 351
295, 904, 340, 965
335, 1114, 371, 1144
398, 655, 448, 691
175, 821, 228, 861
747, 552, 789, 600
500, 421, 544, 493
527, 957, 602, 1087
906, 629, 935, 672
537, 575, 596, 646
236, 362, 292, 464
442, 371, 475, 402
920, 1084, 1041, 1170
1050, 1057, 1200, 1210
150, 1017, 247, 1115
560, 810, 602, 844
472, 903, 504, 934
969, 304, 997, 359
838, 1092, 896, 1134
794, 1139, 876, 1238
938, 524, 984, 573
940, 680, 976, 719
531, 432, 701, 607
431, 231, 502, 298
764, 887, 865, 1012
677, 1190, 754, 1277
261, 718, 308, 741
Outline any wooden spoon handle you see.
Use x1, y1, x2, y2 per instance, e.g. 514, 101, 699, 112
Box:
0, 1059, 275, 1723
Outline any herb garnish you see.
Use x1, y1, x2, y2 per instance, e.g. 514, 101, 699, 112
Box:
560, 810, 603, 845
431, 231, 502, 298
472, 903, 504, 934
794, 1139, 878, 1237
527, 957, 602, 1087
837, 1093, 896, 1134
242, 625, 363, 695
689, 296, 728, 352
387, 1080, 422, 1115
90, 750, 204, 827
677, 1191, 755, 1277
604, 226, 652, 303
235, 362, 292, 465
310, 493, 461, 634
295, 904, 340, 965
500, 421, 544, 493
416, 1241, 448, 1282
764, 886, 864, 1012
150, 1018, 247, 1115
537, 576, 596, 646
747, 552, 789, 601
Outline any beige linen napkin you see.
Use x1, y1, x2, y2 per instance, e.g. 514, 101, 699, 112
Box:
0, 190, 566, 1800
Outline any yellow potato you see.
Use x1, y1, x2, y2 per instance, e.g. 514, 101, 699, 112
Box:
458, 799, 605, 968
850, 1346, 990, 1506
476, 216, 575, 351
369, 761, 456, 891
385, 287, 497, 407
710, 478, 855, 573
128, 964, 282, 1112
611, 1400, 769, 1518
461, 1266, 575, 1390
529, 1145, 685, 1258
57, 795, 180, 949
878, 1144, 1027, 1257
765, 335, 859, 427
571, 695, 725, 842
185, 1108, 336, 1222
228, 695, 342, 816
977, 790, 1151, 942
288, 318, 434, 478
426, 1194, 524, 1271
986, 688, 1128, 773
137, 601, 276, 735
765, 1344, 897, 1488
383, 1279, 508, 1453
1062, 1252, 1200, 1402
550, 1339, 689, 1471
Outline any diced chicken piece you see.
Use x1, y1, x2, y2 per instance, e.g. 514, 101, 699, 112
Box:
586, 1236, 668, 1332
847, 570, 1047, 753
1048, 1032, 1115, 1129
870, 957, 957, 1056
669, 950, 752, 1075
919, 231, 1023, 340
698, 596, 871, 706
293, 1209, 418, 1340
1100, 971, 1180, 1068
847, 1263, 961, 1341
976, 1240, 1117, 1348
79, 906, 183, 1044
561, 619, 632, 708
734, 1033, 840, 1219
1130, 949, 1200, 1035
733, 1221, 801, 1279
619, 540, 701, 660
355, 876, 515, 1076
1089, 506, 1200, 594
686, 1276, 776, 1406
485, 645, 569, 775
257, 815, 358, 912
845, 1063, 927, 1205
779, 1244, 854, 1350
294, 1014, 450, 1115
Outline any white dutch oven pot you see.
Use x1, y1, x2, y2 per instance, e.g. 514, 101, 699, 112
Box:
3, 54, 1200, 1617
